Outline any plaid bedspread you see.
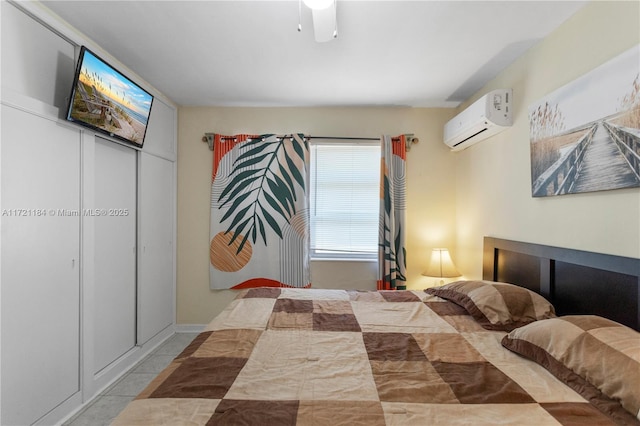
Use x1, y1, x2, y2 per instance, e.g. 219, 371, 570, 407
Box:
113, 288, 618, 425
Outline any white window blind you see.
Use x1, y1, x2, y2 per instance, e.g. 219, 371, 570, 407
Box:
310, 142, 380, 259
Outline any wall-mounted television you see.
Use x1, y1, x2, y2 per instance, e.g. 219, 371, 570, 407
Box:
66, 46, 154, 149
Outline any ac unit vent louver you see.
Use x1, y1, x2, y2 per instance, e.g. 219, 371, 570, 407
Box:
444, 89, 513, 151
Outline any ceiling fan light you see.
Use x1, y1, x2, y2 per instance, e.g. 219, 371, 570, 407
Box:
303, 0, 334, 11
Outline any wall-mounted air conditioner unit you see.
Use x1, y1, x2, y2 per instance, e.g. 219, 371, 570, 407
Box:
444, 89, 513, 151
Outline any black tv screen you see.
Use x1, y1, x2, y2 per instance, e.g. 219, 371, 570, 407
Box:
66, 46, 153, 148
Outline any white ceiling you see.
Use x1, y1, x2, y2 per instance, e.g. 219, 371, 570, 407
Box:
41, 0, 587, 108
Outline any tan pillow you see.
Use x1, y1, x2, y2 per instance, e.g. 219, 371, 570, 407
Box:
502, 316, 640, 424
425, 280, 555, 331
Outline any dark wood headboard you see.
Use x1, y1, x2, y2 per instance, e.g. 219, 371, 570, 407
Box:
482, 237, 640, 331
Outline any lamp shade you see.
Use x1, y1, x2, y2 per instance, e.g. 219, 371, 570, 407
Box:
423, 248, 460, 278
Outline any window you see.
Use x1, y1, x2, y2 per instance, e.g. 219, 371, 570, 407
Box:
310, 141, 380, 260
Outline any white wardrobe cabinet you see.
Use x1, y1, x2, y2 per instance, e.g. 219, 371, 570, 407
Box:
92, 139, 138, 373
1, 105, 81, 426
1, 3, 177, 424
138, 152, 175, 344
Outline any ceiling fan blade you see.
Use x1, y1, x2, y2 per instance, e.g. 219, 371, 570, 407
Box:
311, 3, 336, 42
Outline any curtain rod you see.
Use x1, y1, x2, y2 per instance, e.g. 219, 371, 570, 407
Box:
306, 136, 380, 141
201, 133, 419, 151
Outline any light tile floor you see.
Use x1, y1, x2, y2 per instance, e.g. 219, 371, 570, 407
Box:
64, 333, 198, 426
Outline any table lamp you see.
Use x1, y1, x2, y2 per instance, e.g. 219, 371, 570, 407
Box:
422, 248, 461, 285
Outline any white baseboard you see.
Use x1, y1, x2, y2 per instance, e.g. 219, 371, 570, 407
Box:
174, 324, 206, 333
55, 326, 175, 426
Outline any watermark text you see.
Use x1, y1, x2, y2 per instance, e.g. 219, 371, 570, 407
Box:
2, 208, 130, 217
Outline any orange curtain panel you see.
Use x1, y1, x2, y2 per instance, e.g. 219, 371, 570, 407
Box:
377, 134, 407, 290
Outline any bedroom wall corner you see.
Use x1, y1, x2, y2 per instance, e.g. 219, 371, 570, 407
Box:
453, 0, 640, 279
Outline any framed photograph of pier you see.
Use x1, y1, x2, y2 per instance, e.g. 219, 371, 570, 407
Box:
529, 44, 640, 197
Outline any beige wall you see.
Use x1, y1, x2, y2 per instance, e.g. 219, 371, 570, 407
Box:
177, 107, 456, 324
454, 1, 640, 278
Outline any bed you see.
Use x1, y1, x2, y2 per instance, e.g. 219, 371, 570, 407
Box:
113, 237, 640, 425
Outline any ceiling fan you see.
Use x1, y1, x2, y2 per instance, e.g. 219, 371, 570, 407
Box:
300, 0, 338, 42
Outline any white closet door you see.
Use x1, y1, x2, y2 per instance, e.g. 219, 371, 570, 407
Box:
138, 152, 174, 343
93, 138, 137, 373
1, 105, 80, 425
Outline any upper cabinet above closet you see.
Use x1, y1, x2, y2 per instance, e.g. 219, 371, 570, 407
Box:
143, 97, 177, 161
1, 1, 75, 114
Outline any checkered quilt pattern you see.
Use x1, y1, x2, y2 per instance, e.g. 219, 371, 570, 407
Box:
113, 288, 622, 425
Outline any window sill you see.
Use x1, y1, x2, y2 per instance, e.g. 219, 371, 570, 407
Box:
311, 257, 377, 263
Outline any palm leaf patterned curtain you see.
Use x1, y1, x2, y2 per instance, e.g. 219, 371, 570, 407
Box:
209, 133, 310, 289
378, 135, 407, 290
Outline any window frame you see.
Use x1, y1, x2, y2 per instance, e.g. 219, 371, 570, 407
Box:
309, 139, 380, 261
